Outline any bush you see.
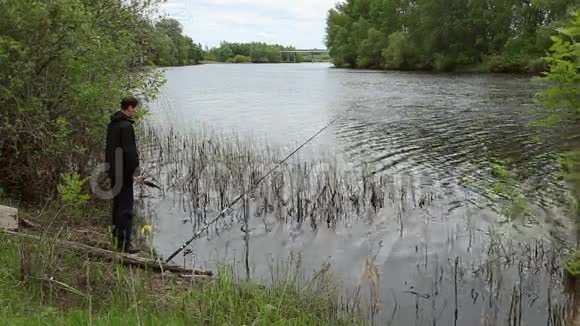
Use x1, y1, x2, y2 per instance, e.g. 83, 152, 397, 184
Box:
57, 173, 90, 221
57, 173, 90, 206
382, 32, 408, 69
233, 55, 251, 63
525, 57, 547, 73
477, 54, 504, 72
0, 0, 164, 202
432, 53, 456, 71
565, 250, 580, 277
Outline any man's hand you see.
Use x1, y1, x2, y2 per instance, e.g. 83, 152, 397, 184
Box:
134, 175, 146, 184
132, 166, 142, 178
134, 174, 162, 190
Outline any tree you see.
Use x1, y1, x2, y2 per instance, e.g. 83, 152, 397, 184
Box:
382, 31, 410, 68
152, 18, 203, 66
155, 18, 183, 43
218, 43, 235, 62
153, 33, 176, 65
354, 27, 382, 68
325, 7, 356, 67
534, 11, 580, 249
0, 0, 165, 201
535, 11, 580, 122
250, 44, 270, 63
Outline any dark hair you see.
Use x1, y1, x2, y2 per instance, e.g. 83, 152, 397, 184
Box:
121, 96, 139, 110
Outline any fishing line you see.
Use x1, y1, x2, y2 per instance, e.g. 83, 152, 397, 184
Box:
164, 104, 358, 263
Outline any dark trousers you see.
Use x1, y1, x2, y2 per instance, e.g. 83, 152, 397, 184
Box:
111, 177, 134, 249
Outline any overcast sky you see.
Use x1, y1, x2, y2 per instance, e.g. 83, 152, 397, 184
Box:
159, 0, 339, 49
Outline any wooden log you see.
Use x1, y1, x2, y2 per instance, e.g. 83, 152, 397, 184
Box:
1, 229, 212, 277
0, 205, 18, 231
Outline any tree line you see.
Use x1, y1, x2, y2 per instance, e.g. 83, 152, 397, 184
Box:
204, 42, 311, 63
325, 0, 577, 71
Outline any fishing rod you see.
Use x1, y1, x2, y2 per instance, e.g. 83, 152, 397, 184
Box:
164, 105, 357, 263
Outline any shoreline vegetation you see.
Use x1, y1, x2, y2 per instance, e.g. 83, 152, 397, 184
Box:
325, 0, 578, 73
0, 202, 364, 325
158, 59, 332, 68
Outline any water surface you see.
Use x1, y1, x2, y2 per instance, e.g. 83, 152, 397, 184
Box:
144, 63, 573, 325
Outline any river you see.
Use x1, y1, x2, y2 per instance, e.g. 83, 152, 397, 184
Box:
143, 63, 575, 325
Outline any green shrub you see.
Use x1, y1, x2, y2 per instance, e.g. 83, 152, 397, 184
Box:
57, 173, 90, 216
525, 57, 547, 72
432, 53, 455, 71
233, 55, 251, 63
0, 0, 164, 202
382, 32, 408, 69
565, 250, 580, 276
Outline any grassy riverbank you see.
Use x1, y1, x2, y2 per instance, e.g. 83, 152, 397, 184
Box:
0, 201, 365, 325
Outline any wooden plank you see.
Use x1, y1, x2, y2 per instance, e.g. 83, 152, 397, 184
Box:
1, 229, 213, 278
0, 205, 18, 231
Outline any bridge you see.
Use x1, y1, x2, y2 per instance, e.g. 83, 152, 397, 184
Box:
279, 49, 330, 63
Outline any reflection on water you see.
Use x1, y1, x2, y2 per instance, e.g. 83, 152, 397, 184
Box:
143, 63, 575, 324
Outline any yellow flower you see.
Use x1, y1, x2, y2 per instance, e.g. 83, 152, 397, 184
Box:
141, 224, 152, 236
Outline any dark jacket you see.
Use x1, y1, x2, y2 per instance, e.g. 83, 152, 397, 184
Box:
105, 111, 139, 180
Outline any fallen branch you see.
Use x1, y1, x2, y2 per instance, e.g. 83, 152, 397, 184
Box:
2, 229, 212, 277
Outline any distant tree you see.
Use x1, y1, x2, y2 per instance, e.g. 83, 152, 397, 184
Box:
204, 42, 298, 64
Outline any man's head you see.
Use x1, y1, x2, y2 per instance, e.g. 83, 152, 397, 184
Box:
120, 96, 139, 119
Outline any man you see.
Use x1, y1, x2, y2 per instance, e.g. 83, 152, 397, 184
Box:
105, 96, 140, 254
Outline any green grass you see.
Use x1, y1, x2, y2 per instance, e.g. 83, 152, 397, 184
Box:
0, 230, 365, 325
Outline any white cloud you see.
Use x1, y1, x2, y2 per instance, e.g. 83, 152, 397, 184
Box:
159, 0, 340, 48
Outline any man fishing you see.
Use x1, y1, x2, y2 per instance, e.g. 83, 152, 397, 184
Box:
105, 96, 141, 254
